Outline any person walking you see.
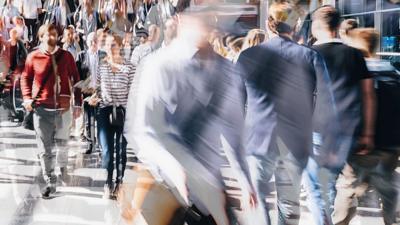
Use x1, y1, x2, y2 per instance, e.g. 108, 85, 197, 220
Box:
237, 3, 338, 225
89, 33, 134, 199
76, 32, 100, 154
20, 24, 82, 198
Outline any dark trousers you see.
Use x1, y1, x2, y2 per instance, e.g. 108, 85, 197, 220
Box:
83, 101, 95, 143
24, 18, 37, 44
97, 106, 127, 187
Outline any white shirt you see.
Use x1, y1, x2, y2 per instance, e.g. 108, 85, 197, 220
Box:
19, 0, 42, 19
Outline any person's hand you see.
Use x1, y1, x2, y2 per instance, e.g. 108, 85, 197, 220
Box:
249, 190, 258, 208
88, 96, 100, 106
73, 107, 82, 119
356, 135, 374, 155
24, 101, 33, 112
82, 87, 95, 95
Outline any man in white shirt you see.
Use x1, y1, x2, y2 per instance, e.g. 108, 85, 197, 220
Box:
19, 0, 42, 44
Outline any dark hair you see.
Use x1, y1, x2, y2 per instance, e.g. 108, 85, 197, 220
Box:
37, 24, 58, 39
312, 5, 341, 31
175, 0, 191, 13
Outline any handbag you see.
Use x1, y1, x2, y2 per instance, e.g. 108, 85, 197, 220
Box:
22, 52, 61, 130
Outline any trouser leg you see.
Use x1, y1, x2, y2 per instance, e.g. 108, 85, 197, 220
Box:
275, 152, 304, 225
115, 129, 127, 183
248, 148, 278, 225
34, 108, 57, 185
370, 151, 399, 225
331, 163, 362, 225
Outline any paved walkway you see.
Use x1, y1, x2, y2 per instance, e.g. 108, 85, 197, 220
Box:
0, 107, 399, 225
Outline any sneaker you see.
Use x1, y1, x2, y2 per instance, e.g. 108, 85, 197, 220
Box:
84, 143, 93, 154
41, 185, 56, 199
103, 185, 114, 199
59, 167, 71, 185
112, 182, 122, 199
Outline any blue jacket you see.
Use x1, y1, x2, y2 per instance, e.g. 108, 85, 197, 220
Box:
238, 36, 338, 165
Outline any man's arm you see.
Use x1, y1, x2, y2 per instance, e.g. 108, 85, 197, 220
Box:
20, 54, 34, 110
68, 52, 82, 107
358, 78, 376, 154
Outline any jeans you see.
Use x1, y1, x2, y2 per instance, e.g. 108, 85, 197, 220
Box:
97, 106, 127, 187
33, 107, 71, 185
247, 150, 278, 225
248, 135, 307, 225
303, 133, 354, 225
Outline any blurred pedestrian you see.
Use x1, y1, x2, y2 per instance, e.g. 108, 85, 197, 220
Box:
237, 3, 337, 225
130, 24, 159, 66
19, 0, 42, 45
62, 25, 81, 60
241, 28, 266, 51
124, 9, 257, 225
306, 6, 376, 225
76, 32, 99, 154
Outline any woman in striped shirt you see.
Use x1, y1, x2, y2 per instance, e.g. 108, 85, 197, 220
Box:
90, 33, 134, 199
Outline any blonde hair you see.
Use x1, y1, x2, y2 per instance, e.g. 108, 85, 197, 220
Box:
242, 29, 266, 51
339, 19, 358, 38
212, 37, 228, 57
346, 28, 379, 57
267, 2, 292, 34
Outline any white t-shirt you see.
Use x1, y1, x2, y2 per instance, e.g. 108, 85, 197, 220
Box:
19, 0, 42, 19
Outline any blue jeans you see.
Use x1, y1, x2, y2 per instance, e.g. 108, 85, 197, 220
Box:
97, 106, 127, 187
303, 133, 354, 225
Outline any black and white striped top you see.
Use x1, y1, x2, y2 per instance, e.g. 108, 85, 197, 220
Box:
96, 61, 135, 108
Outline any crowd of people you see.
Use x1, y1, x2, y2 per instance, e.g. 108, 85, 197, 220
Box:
0, 0, 399, 225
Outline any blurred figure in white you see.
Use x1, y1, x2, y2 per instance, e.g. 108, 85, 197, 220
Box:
124, 8, 257, 225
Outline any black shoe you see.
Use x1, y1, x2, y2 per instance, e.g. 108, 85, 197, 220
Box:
112, 182, 122, 199
84, 143, 93, 154
80, 135, 90, 142
41, 185, 56, 199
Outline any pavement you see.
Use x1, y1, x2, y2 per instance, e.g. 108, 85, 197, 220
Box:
0, 106, 399, 225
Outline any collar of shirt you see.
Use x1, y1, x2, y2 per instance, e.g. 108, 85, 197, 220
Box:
314, 38, 343, 45
39, 45, 59, 55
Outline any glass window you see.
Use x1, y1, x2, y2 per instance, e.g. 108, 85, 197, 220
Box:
383, 0, 400, 9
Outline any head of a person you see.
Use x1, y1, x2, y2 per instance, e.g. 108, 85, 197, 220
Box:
97, 28, 109, 49
13, 16, 24, 26
177, 10, 217, 48
105, 33, 123, 57
266, 2, 294, 38
147, 24, 160, 43
346, 28, 379, 58
62, 25, 75, 44
212, 36, 227, 57
83, 0, 93, 9
9, 28, 18, 41
229, 37, 244, 54
38, 24, 58, 47
242, 29, 266, 50
86, 32, 97, 51
339, 19, 358, 40
311, 5, 341, 40
6, 0, 13, 6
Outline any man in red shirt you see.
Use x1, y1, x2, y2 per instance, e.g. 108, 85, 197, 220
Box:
20, 24, 82, 198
